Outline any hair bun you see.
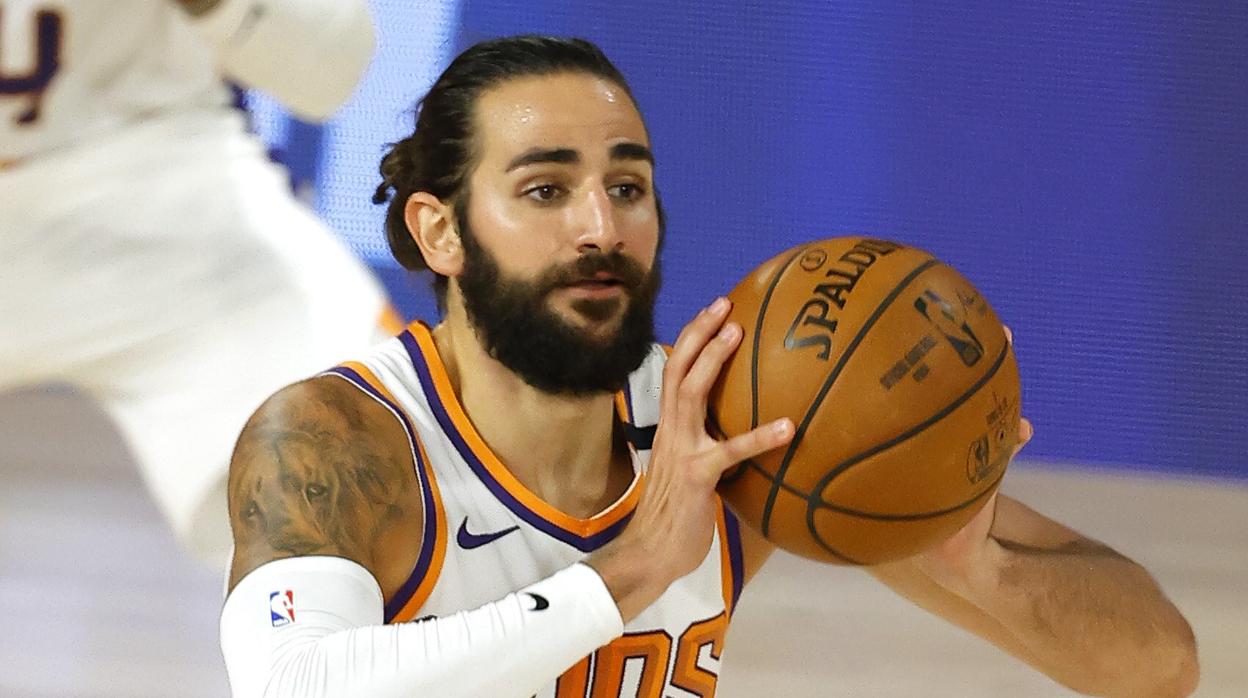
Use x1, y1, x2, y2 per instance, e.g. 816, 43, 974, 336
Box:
373, 138, 415, 204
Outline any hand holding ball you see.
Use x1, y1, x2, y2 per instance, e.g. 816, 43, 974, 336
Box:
709, 238, 1021, 565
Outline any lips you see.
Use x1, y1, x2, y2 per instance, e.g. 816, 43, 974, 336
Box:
565, 272, 624, 290
558, 276, 627, 304
571, 278, 621, 288
544, 253, 644, 294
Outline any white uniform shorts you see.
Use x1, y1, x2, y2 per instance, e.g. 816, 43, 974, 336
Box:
0, 110, 397, 565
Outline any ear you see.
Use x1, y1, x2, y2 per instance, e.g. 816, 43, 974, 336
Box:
404, 191, 464, 277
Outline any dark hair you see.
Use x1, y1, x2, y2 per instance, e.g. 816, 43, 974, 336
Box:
372, 35, 642, 310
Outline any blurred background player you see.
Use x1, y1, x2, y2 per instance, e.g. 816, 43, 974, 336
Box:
0, 0, 396, 565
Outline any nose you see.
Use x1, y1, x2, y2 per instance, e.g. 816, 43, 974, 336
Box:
572, 186, 622, 254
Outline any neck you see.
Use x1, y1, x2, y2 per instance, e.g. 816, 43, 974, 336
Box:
430, 311, 634, 518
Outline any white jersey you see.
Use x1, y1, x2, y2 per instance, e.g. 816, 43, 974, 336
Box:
0, 0, 229, 161
1, 0, 385, 564
325, 322, 747, 698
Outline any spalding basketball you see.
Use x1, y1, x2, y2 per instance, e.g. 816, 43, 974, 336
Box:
708, 237, 1021, 565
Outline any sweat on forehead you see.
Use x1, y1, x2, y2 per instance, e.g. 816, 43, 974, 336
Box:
469, 73, 651, 168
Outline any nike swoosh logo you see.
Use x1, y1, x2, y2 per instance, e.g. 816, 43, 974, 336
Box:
456, 517, 520, 550
524, 592, 549, 611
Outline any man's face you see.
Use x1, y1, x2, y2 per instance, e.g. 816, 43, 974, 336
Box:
453, 72, 662, 395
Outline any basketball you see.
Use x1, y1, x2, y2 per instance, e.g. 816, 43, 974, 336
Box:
708, 237, 1021, 565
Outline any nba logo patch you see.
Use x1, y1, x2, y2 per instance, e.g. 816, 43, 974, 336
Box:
270, 590, 296, 627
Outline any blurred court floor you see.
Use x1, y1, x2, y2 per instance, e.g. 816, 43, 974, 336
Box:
2, 386, 1245, 697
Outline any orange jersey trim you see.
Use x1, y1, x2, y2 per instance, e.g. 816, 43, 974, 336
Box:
402, 322, 640, 545
328, 361, 448, 622
388, 434, 447, 622
376, 304, 407, 336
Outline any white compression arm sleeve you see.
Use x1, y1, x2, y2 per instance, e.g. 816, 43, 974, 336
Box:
190, 0, 375, 121
220, 556, 624, 698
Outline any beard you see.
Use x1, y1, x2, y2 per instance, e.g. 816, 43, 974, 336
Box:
456, 218, 661, 396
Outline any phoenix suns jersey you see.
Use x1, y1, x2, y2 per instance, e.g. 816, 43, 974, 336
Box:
324, 322, 746, 698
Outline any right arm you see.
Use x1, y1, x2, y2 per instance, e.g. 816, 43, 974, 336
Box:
220, 298, 791, 697
222, 377, 625, 698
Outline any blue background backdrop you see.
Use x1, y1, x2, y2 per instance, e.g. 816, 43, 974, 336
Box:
252, 0, 1247, 479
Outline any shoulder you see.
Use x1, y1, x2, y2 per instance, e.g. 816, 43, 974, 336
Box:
227, 376, 421, 589
230, 375, 411, 472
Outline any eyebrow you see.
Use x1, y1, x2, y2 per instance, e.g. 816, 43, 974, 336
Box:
505, 148, 578, 171
609, 142, 655, 166
504, 142, 655, 172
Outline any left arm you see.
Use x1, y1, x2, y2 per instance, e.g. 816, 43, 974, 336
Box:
869, 493, 1199, 698
176, 0, 375, 121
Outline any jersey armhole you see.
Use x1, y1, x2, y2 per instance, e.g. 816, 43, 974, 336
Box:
323, 363, 448, 623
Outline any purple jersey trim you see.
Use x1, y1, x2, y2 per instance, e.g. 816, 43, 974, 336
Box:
623, 376, 637, 424
324, 366, 441, 622
399, 330, 632, 553
722, 503, 745, 614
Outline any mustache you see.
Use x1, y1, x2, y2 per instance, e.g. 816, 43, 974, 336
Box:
538, 252, 648, 292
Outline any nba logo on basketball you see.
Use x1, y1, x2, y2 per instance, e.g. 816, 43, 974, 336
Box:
270, 590, 296, 627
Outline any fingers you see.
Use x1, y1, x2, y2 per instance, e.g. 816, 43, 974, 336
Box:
661, 297, 731, 417
1012, 417, 1034, 457
658, 295, 792, 473
676, 320, 743, 431
712, 418, 794, 476
1002, 324, 1027, 456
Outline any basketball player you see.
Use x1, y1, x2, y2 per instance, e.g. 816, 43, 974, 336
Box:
0, 0, 394, 565
219, 37, 1199, 697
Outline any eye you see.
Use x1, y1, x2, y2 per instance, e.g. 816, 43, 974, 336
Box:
305, 483, 328, 500
608, 182, 646, 202
242, 500, 261, 521
240, 499, 266, 529
524, 184, 563, 203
